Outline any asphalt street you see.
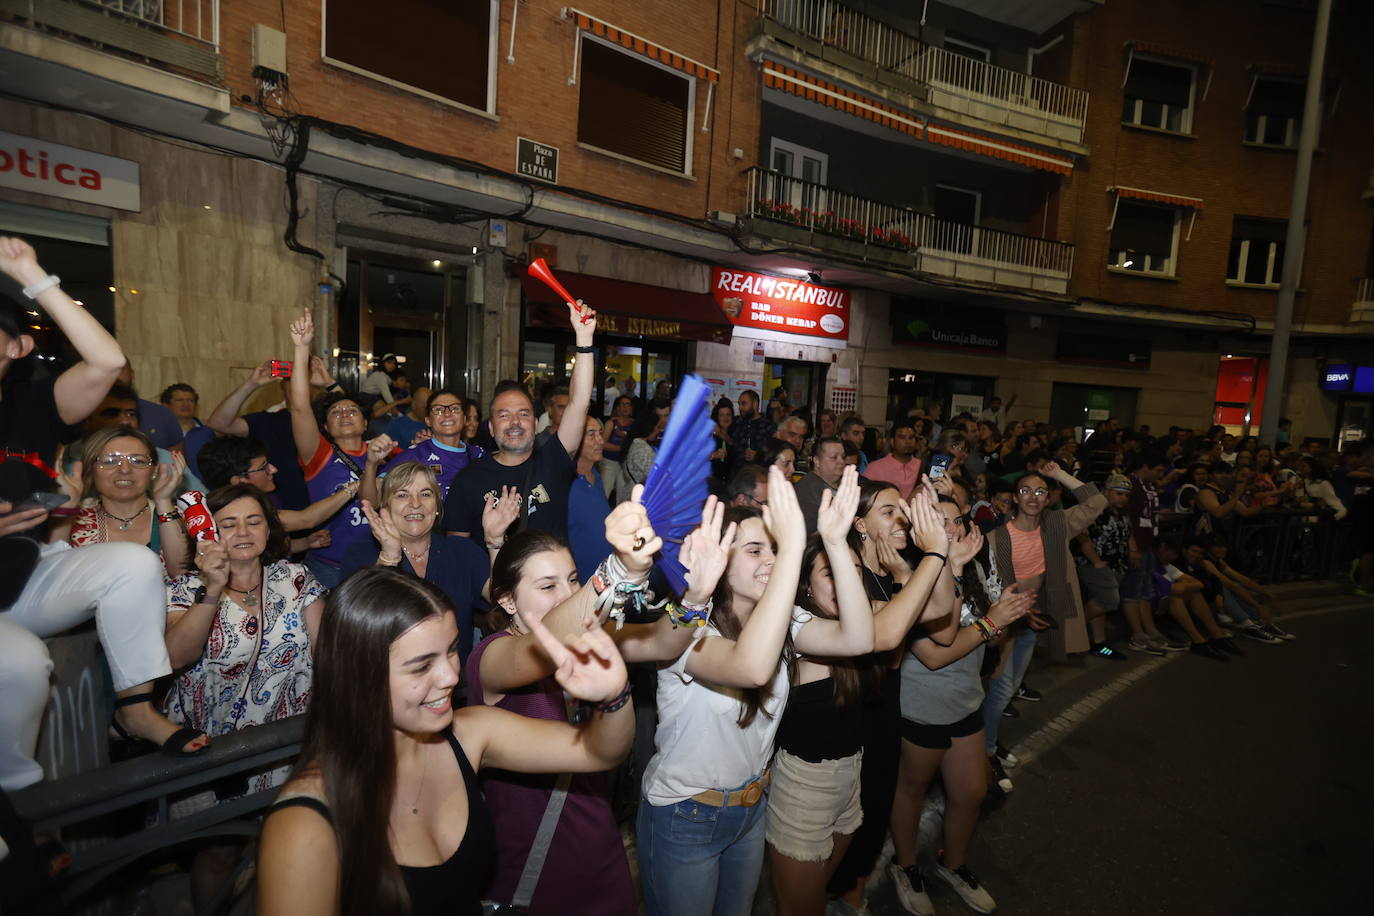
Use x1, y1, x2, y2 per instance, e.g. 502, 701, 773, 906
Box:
862, 592, 1374, 916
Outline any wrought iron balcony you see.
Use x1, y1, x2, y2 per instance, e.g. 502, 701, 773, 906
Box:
744, 167, 1073, 293
757, 0, 1088, 145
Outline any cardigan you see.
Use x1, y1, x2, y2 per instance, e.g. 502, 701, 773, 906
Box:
990, 482, 1106, 661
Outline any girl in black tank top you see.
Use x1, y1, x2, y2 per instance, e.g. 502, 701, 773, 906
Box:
269, 730, 495, 916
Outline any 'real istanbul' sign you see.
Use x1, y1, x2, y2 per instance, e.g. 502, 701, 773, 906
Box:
0, 131, 141, 212
712, 268, 850, 342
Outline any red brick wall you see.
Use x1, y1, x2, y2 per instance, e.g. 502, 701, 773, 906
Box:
216, 1, 763, 231
1056, 0, 1373, 327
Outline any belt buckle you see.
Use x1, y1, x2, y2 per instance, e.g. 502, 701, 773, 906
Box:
740, 781, 763, 807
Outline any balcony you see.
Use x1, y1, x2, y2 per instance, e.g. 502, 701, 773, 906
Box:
756, 0, 1088, 146
1354, 278, 1374, 323
0, 0, 221, 78
743, 167, 1074, 294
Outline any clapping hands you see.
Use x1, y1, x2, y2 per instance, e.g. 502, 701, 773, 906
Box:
680, 496, 736, 605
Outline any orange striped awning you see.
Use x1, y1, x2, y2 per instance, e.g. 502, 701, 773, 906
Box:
565, 8, 719, 81
761, 61, 1074, 176
1109, 185, 1204, 210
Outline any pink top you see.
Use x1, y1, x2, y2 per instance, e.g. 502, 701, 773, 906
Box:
1007, 523, 1046, 579
863, 454, 922, 500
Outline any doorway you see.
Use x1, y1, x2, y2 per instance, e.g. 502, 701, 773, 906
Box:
763, 357, 827, 424
886, 369, 996, 428
768, 138, 829, 214
933, 184, 981, 254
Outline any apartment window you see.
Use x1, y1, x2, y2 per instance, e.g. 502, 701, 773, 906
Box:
577, 35, 692, 174
323, 0, 497, 113
1122, 57, 1195, 133
1245, 77, 1304, 147
1108, 202, 1181, 276
1227, 217, 1287, 287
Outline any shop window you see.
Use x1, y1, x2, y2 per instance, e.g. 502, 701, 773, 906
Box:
324, 0, 497, 114
1227, 217, 1288, 287
577, 35, 692, 175
1122, 56, 1195, 133
1244, 77, 1304, 147
1108, 202, 1181, 276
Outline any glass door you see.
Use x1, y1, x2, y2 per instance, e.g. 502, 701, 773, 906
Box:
1338, 398, 1372, 448
770, 139, 829, 216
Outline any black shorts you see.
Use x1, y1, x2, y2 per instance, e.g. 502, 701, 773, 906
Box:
899, 709, 984, 749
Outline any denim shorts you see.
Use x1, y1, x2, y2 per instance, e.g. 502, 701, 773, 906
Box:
1120, 552, 1158, 602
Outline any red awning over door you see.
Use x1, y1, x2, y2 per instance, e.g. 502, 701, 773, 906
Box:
521, 271, 734, 344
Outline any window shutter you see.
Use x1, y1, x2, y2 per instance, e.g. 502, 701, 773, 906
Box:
325, 0, 491, 111
1233, 216, 1288, 244
1126, 59, 1193, 107
1248, 78, 1305, 118
1112, 203, 1175, 256
578, 39, 689, 173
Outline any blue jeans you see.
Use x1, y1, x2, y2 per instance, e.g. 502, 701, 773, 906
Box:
637, 789, 768, 916
304, 553, 342, 588
1222, 588, 1260, 624
983, 625, 1038, 754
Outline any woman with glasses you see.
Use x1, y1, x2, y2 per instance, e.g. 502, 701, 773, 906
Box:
63, 425, 191, 578
360, 389, 486, 507
287, 308, 373, 588
601, 394, 635, 462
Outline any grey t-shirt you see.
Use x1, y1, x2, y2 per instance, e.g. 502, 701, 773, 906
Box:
900, 640, 986, 726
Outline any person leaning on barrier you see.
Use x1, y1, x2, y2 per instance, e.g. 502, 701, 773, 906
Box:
0, 235, 208, 794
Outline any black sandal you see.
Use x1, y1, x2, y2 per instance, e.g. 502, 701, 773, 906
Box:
109, 692, 210, 761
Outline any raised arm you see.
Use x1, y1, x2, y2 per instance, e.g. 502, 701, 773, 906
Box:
0, 237, 124, 424
683, 466, 806, 688
871, 480, 954, 651
278, 483, 356, 532
557, 300, 598, 456
794, 467, 873, 658
206, 361, 274, 436
1041, 460, 1105, 536
286, 308, 319, 463
357, 434, 394, 508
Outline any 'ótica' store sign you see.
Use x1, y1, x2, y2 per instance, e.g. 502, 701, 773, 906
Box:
0, 130, 141, 212
712, 268, 850, 342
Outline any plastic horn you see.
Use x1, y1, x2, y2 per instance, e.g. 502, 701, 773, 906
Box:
527, 258, 587, 322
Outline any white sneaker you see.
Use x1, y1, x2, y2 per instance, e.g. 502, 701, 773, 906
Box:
826, 899, 872, 916
933, 861, 996, 913
887, 861, 936, 915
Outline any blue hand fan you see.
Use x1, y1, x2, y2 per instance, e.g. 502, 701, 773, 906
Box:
640, 374, 714, 594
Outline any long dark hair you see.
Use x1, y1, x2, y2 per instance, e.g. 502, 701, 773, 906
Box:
714, 505, 789, 727
796, 535, 881, 709
491, 530, 571, 616
936, 495, 993, 616
203, 483, 290, 565
846, 478, 905, 558
297, 568, 455, 916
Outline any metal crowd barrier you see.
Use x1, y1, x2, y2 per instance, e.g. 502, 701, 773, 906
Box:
1158, 507, 1345, 583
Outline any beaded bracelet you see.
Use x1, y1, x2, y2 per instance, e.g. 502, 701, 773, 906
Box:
594, 682, 633, 714
591, 552, 650, 630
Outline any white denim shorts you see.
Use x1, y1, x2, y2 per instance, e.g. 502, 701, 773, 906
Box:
764, 748, 863, 862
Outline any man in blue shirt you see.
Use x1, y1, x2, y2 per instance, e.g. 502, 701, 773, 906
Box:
382, 386, 431, 449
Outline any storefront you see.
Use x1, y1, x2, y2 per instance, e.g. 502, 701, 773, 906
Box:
1320, 363, 1374, 446
887, 297, 1006, 424
519, 268, 733, 414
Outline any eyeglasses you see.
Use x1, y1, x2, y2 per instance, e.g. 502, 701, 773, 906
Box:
1017, 486, 1050, 498
327, 407, 361, 419
96, 452, 154, 469
745, 493, 769, 508
244, 461, 272, 476
429, 404, 464, 416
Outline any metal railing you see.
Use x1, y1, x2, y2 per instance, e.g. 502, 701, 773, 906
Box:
92, 0, 219, 47
1357, 278, 1374, 304
758, 0, 1087, 133
745, 167, 1073, 275
1159, 508, 1346, 584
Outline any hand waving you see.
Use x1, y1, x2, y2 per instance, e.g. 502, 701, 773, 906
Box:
482, 486, 522, 546
360, 499, 402, 557
524, 611, 628, 704
906, 477, 950, 554
948, 523, 985, 570
153, 452, 186, 504
0, 236, 40, 283
365, 434, 395, 466
681, 496, 736, 605
603, 485, 662, 576
288, 307, 313, 348
816, 466, 860, 547
760, 465, 804, 554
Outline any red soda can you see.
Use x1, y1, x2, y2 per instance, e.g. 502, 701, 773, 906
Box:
177, 490, 218, 541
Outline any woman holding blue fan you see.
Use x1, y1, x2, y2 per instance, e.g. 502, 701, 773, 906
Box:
636, 466, 878, 916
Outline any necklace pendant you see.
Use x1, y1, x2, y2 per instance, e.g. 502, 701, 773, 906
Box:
411, 806, 419, 815
119, 520, 132, 531
243, 593, 258, 608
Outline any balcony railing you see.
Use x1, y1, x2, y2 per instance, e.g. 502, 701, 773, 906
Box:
744, 167, 1074, 283
90, 0, 219, 45
1354, 278, 1374, 322
758, 0, 1088, 143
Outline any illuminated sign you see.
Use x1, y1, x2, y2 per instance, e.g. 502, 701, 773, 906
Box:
0, 130, 140, 211
712, 268, 850, 341
1322, 364, 1352, 391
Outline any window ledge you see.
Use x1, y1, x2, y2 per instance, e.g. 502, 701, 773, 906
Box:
1225, 280, 1280, 291
1241, 140, 1297, 152
1107, 266, 1179, 282
1120, 122, 1197, 140
576, 143, 696, 181
322, 56, 499, 123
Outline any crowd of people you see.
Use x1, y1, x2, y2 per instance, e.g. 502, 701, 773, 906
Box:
2, 232, 1373, 916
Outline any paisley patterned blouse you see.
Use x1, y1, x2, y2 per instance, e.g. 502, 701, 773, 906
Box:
162, 560, 325, 738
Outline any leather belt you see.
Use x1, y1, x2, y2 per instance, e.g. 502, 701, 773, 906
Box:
690, 771, 771, 808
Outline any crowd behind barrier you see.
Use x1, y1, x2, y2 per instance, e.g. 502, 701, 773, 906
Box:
2, 234, 1373, 916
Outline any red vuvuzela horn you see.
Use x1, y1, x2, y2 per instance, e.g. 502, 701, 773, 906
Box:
527, 258, 578, 309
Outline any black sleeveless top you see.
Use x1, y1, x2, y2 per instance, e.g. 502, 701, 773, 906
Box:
776, 676, 865, 762
269, 731, 496, 915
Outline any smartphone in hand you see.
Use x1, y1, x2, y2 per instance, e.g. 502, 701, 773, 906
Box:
929, 453, 953, 480
271, 360, 293, 379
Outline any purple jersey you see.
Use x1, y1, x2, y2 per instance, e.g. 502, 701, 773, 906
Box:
301, 434, 369, 568
380, 438, 483, 497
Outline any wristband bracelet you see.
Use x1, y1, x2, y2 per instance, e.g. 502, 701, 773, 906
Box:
922, 552, 948, 565
157, 509, 181, 524
666, 597, 712, 628
378, 553, 403, 566
485, 537, 506, 550
22, 274, 60, 299
594, 682, 633, 714
575, 344, 594, 354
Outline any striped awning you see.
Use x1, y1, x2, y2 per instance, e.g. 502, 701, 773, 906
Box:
564, 8, 719, 81
1109, 185, 1204, 210
762, 61, 1074, 175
